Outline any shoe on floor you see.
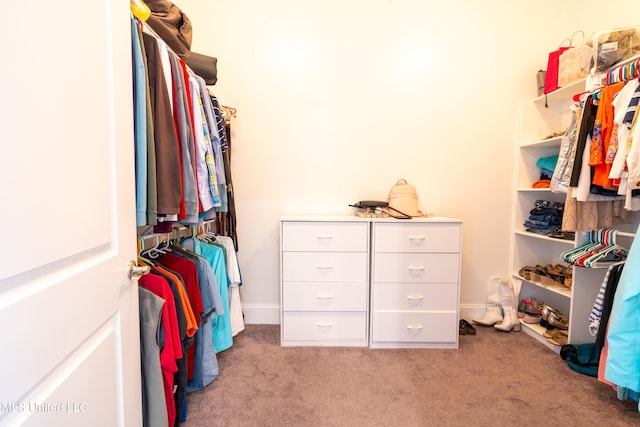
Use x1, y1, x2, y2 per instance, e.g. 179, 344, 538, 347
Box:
459, 319, 476, 335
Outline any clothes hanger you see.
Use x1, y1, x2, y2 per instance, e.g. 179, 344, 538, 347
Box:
197, 221, 217, 243
561, 229, 606, 264
136, 235, 155, 267
562, 229, 627, 268
572, 229, 611, 267
581, 230, 628, 268
561, 230, 596, 260
143, 234, 169, 259
168, 228, 200, 260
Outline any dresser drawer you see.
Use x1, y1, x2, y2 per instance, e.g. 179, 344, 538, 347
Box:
282, 221, 369, 252
282, 282, 367, 311
370, 311, 457, 343
372, 282, 457, 311
372, 253, 459, 283
282, 252, 368, 282
282, 312, 367, 342
374, 222, 460, 253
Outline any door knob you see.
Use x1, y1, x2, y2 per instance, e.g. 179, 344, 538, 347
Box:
128, 261, 151, 281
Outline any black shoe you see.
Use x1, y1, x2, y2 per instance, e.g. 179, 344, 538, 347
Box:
459, 319, 476, 335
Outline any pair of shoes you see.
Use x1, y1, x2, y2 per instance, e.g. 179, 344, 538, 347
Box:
459, 319, 476, 335
543, 329, 568, 346
518, 297, 543, 317
548, 311, 569, 330
523, 313, 542, 324
518, 266, 536, 280
544, 264, 572, 288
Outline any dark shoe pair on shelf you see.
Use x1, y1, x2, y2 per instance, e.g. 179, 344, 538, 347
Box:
459, 319, 476, 335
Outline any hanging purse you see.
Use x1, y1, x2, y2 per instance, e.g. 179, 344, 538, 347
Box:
544, 39, 571, 94
558, 31, 590, 87
387, 179, 421, 218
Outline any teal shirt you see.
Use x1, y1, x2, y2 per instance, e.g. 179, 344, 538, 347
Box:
185, 238, 233, 353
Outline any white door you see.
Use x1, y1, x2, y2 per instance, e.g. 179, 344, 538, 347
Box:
0, 1, 141, 426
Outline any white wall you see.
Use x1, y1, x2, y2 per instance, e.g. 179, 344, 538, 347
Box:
181, 0, 640, 323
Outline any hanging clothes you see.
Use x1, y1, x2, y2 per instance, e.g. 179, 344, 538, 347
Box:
183, 237, 233, 353
134, 13, 242, 424
138, 287, 168, 427
132, 19, 148, 227
139, 272, 182, 427
141, 31, 182, 217
215, 235, 245, 336
588, 261, 625, 342
156, 252, 205, 380
605, 79, 639, 186
171, 244, 222, 392
589, 82, 625, 188
168, 51, 199, 224
604, 232, 640, 397
132, 17, 232, 228
551, 103, 580, 193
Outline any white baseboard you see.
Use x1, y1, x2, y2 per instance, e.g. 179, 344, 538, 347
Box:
459, 304, 488, 321
242, 303, 489, 325
242, 304, 280, 325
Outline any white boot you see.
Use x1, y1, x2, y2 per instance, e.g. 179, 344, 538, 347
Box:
472, 276, 504, 326
494, 279, 521, 332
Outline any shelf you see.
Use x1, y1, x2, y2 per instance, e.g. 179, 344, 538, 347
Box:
513, 230, 575, 245
513, 273, 571, 298
513, 73, 615, 355
520, 136, 563, 148
516, 187, 553, 192
532, 79, 586, 105
519, 320, 561, 354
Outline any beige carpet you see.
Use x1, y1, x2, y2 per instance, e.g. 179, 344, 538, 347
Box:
183, 324, 639, 426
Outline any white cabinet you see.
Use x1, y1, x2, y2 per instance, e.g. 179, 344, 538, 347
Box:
280, 216, 462, 349
280, 217, 370, 347
370, 218, 462, 349
512, 79, 638, 352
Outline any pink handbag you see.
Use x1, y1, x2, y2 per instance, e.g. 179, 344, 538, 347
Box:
544, 42, 571, 94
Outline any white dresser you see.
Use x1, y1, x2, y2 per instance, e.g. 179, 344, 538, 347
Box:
280, 216, 461, 349
370, 218, 462, 349
280, 216, 370, 346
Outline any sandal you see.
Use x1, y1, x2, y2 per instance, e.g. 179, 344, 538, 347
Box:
544, 329, 568, 346
518, 266, 536, 280
519, 298, 544, 316
548, 311, 569, 330
459, 319, 476, 335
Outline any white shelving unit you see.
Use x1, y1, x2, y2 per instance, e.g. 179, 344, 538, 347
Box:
511, 79, 638, 353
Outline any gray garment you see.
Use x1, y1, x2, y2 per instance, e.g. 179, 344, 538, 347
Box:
551, 106, 580, 194
139, 287, 169, 427
168, 51, 199, 225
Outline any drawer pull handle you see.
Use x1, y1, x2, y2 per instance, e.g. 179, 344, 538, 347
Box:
317, 322, 334, 327
316, 265, 334, 269
316, 235, 334, 239
407, 295, 424, 300
408, 235, 427, 240
406, 324, 423, 330
408, 266, 425, 271
316, 294, 334, 299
